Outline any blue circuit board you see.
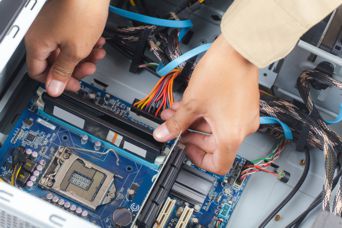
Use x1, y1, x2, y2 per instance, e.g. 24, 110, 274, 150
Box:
0, 82, 249, 227
166, 158, 248, 228
79, 82, 155, 132
0, 106, 158, 227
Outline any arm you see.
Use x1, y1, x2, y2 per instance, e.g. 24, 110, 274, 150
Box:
221, 0, 342, 68
153, 0, 342, 174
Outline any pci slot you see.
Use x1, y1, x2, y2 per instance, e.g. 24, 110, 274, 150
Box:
42, 92, 164, 162
136, 145, 186, 227
175, 206, 194, 228
154, 197, 176, 228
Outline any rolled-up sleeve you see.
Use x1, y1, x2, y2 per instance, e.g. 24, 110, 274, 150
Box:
221, 0, 342, 68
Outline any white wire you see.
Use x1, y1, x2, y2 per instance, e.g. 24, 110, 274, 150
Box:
69, 147, 120, 166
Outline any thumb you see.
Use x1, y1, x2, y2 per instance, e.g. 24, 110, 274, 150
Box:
46, 49, 81, 97
153, 102, 198, 142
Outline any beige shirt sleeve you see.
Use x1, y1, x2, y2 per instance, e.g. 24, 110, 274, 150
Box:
221, 0, 342, 68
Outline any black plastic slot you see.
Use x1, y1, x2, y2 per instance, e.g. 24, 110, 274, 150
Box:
42, 92, 164, 162
131, 99, 163, 124
136, 145, 186, 227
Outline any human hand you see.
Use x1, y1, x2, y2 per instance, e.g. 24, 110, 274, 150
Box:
25, 0, 110, 97
153, 35, 260, 175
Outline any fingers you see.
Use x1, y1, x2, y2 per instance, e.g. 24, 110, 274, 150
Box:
65, 77, 81, 92
26, 57, 48, 80
160, 109, 176, 120
161, 109, 211, 133
95, 37, 106, 48
153, 101, 200, 142
73, 62, 97, 80
181, 133, 215, 152
185, 144, 232, 175
82, 46, 106, 63
72, 45, 106, 82
46, 48, 84, 97
185, 143, 234, 175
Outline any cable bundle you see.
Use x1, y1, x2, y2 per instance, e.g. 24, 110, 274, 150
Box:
258, 69, 342, 226
133, 69, 181, 116
240, 140, 288, 181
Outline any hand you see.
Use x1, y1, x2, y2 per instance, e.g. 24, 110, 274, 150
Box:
153, 35, 260, 175
25, 0, 110, 97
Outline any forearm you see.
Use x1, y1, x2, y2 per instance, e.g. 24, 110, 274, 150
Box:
220, 0, 342, 68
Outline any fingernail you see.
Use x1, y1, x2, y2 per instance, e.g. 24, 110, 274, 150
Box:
47, 80, 65, 96
153, 124, 171, 141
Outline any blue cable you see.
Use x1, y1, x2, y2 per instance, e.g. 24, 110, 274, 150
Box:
157, 43, 212, 76
325, 103, 342, 125
260, 116, 293, 140
109, 6, 193, 40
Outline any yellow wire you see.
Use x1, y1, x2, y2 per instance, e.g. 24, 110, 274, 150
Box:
129, 0, 136, 7
15, 166, 22, 180
10, 165, 17, 185
134, 69, 181, 112
11, 165, 21, 186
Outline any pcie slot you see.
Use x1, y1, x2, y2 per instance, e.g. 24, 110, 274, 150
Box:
136, 146, 186, 227
154, 197, 176, 228
175, 206, 194, 228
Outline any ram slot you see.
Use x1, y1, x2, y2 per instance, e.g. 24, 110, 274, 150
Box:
42, 92, 163, 162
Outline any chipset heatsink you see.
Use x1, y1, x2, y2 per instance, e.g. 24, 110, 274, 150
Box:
39, 147, 116, 210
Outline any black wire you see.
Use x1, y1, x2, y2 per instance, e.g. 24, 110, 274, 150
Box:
258, 148, 311, 228
286, 168, 342, 228
106, 41, 161, 78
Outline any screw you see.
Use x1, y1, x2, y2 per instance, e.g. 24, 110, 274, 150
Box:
274, 214, 282, 221
47, 180, 54, 187
299, 159, 306, 166
63, 153, 70, 159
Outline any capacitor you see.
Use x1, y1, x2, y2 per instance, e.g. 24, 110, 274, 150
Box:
81, 210, 89, 217
36, 165, 43, 172
76, 207, 83, 215
39, 159, 46, 166
25, 149, 33, 156
194, 204, 201, 212
33, 170, 40, 177
26, 181, 34, 188
176, 207, 184, 217
70, 204, 77, 212
94, 141, 101, 151
64, 201, 71, 209
31, 151, 38, 159
81, 135, 89, 145
52, 196, 59, 203
30, 176, 37, 182
127, 189, 135, 200
192, 218, 199, 224
112, 208, 133, 227
58, 199, 65, 206
46, 193, 54, 201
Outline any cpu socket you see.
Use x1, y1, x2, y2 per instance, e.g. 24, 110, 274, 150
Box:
39, 147, 116, 210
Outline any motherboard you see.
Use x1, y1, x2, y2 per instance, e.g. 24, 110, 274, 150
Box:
0, 82, 249, 227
